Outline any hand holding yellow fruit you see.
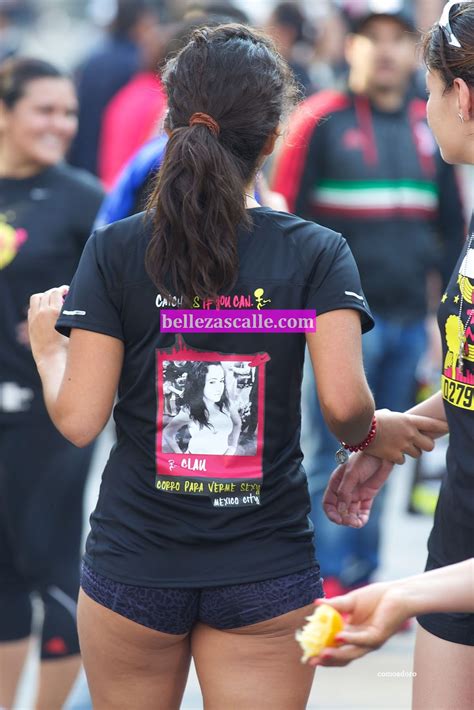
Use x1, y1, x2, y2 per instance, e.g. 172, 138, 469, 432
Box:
295, 603, 345, 663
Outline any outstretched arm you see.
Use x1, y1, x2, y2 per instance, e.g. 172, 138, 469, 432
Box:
407, 390, 446, 420
322, 397, 448, 527
308, 559, 474, 668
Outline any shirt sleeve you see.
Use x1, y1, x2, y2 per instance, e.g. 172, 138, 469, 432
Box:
55, 229, 124, 340
305, 233, 374, 334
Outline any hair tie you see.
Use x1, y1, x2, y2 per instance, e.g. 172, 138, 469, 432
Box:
189, 112, 220, 136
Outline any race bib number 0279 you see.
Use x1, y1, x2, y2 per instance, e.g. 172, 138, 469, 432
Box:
441, 375, 474, 411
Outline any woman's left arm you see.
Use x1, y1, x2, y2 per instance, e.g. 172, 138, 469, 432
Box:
226, 405, 242, 454
29, 286, 124, 447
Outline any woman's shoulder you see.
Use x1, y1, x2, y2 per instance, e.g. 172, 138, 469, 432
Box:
84, 212, 152, 289
94, 211, 150, 241
250, 207, 346, 265
92, 211, 151, 259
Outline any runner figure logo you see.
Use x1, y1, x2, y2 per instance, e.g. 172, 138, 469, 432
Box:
155, 337, 269, 507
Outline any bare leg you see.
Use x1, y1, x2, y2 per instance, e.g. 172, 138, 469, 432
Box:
192, 603, 316, 710
36, 655, 81, 710
77, 589, 191, 710
0, 638, 31, 709
413, 624, 474, 709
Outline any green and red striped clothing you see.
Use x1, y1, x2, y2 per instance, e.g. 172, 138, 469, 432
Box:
273, 90, 465, 321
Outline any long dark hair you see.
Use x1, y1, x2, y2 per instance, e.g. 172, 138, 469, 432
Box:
423, 3, 474, 90
0, 57, 65, 109
183, 361, 230, 429
145, 23, 297, 305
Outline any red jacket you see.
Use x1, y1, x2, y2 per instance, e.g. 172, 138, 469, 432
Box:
98, 72, 167, 190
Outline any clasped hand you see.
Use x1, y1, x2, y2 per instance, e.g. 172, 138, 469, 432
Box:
323, 409, 448, 528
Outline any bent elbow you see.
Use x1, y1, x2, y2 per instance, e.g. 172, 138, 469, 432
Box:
322, 395, 375, 442
67, 432, 96, 448
322, 399, 371, 426
55, 417, 98, 448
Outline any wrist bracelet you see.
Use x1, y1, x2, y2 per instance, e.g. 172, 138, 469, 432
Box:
335, 415, 377, 465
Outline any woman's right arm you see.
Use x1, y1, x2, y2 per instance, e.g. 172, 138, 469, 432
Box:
306, 310, 375, 446
321, 390, 448, 527
308, 559, 474, 668
306, 311, 447, 463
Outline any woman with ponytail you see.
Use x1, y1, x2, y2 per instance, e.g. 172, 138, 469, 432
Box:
27, 24, 445, 708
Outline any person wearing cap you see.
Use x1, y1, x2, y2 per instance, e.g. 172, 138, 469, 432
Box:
272, 0, 465, 600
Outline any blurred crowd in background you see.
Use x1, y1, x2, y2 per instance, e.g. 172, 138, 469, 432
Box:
0, 2, 451, 95
0, 0, 468, 183
1, 0, 469, 189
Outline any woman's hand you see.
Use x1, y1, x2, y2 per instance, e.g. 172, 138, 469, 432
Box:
308, 584, 410, 668
323, 453, 394, 528
323, 409, 449, 527
364, 409, 449, 464
308, 559, 474, 668
28, 286, 70, 365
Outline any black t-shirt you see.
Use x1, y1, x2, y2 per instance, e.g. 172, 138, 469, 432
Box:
429, 215, 474, 565
0, 163, 104, 420
56, 207, 373, 587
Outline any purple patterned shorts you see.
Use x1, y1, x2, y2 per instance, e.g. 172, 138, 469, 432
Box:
81, 562, 324, 635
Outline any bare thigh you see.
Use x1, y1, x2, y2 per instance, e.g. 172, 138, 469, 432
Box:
77, 589, 191, 710
191, 603, 316, 710
413, 624, 474, 710
36, 655, 81, 710
0, 638, 31, 708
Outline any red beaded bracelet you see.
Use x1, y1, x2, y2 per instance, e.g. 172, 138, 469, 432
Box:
341, 415, 377, 453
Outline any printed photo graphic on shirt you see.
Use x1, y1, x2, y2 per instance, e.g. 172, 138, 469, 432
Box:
441, 245, 474, 410
155, 338, 268, 507
0, 215, 28, 269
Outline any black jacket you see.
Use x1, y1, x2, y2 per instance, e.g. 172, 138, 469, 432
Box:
274, 89, 465, 321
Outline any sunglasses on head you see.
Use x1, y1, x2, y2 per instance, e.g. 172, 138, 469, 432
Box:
438, 0, 471, 48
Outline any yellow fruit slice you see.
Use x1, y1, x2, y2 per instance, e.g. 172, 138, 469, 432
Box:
295, 604, 345, 663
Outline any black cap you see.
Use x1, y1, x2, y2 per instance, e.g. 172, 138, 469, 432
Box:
345, 1, 416, 34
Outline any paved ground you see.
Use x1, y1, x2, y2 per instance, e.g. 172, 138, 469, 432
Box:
15, 426, 434, 710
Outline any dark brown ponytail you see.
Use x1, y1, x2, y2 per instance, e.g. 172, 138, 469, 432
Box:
145, 23, 297, 305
